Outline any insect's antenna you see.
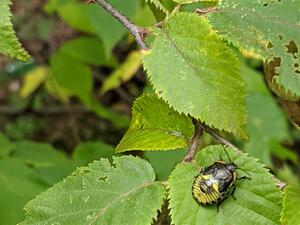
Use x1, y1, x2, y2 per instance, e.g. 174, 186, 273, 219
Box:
221, 145, 232, 162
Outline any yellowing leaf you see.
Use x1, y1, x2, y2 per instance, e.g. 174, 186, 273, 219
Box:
20, 66, 49, 99
208, 0, 300, 96
45, 75, 71, 103
116, 94, 194, 152
101, 51, 141, 94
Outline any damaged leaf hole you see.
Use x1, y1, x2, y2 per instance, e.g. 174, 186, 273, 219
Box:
285, 40, 298, 59
97, 176, 109, 182
263, 0, 282, 7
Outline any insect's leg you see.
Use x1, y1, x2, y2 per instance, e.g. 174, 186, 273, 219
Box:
237, 176, 251, 181
231, 186, 237, 200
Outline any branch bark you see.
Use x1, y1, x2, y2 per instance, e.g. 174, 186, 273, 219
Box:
199, 123, 239, 151
94, 0, 148, 49
184, 122, 203, 162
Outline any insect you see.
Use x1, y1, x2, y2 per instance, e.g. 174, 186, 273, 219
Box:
192, 146, 251, 211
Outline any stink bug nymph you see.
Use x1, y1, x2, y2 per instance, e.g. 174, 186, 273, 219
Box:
192, 146, 250, 211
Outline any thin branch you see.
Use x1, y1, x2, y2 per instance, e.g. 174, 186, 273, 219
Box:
195, 6, 217, 15
184, 122, 203, 162
199, 123, 239, 151
94, 0, 148, 49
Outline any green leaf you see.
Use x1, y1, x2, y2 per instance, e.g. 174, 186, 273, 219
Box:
245, 93, 289, 165
145, 0, 168, 14
116, 94, 194, 152
168, 145, 283, 225
48, 0, 140, 56
208, 0, 300, 96
143, 13, 247, 139
44, 73, 71, 103
44, 0, 77, 14
51, 52, 93, 104
101, 51, 141, 94
0, 159, 48, 225
10, 141, 76, 185
59, 37, 117, 67
50, 52, 130, 128
134, 5, 157, 27
0, 0, 30, 61
145, 148, 186, 180
89, 0, 141, 57
0, 133, 14, 158
277, 166, 300, 187
281, 185, 300, 225
269, 141, 298, 164
20, 156, 165, 225
87, 97, 130, 128
57, 3, 95, 33
73, 141, 116, 165
11, 141, 70, 167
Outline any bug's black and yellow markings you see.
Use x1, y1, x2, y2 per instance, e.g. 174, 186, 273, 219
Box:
192, 161, 238, 208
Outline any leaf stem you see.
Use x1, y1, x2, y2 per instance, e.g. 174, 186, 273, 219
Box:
184, 121, 203, 162
199, 123, 239, 151
94, 0, 148, 49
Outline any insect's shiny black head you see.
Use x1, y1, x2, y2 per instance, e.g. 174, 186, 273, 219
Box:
226, 162, 237, 173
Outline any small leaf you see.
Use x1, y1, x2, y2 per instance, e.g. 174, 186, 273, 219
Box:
116, 94, 194, 152
10, 141, 76, 186
20, 156, 165, 225
20, 66, 49, 99
44, 74, 71, 103
59, 37, 117, 67
101, 51, 141, 94
50, 52, 130, 128
208, 0, 300, 96
11, 141, 71, 167
0, 0, 30, 61
57, 3, 95, 33
89, 0, 141, 57
143, 13, 247, 138
50, 52, 93, 104
281, 185, 300, 225
168, 145, 283, 225
145, 0, 168, 14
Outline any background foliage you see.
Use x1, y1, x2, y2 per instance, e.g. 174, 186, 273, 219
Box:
0, 0, 299, 225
